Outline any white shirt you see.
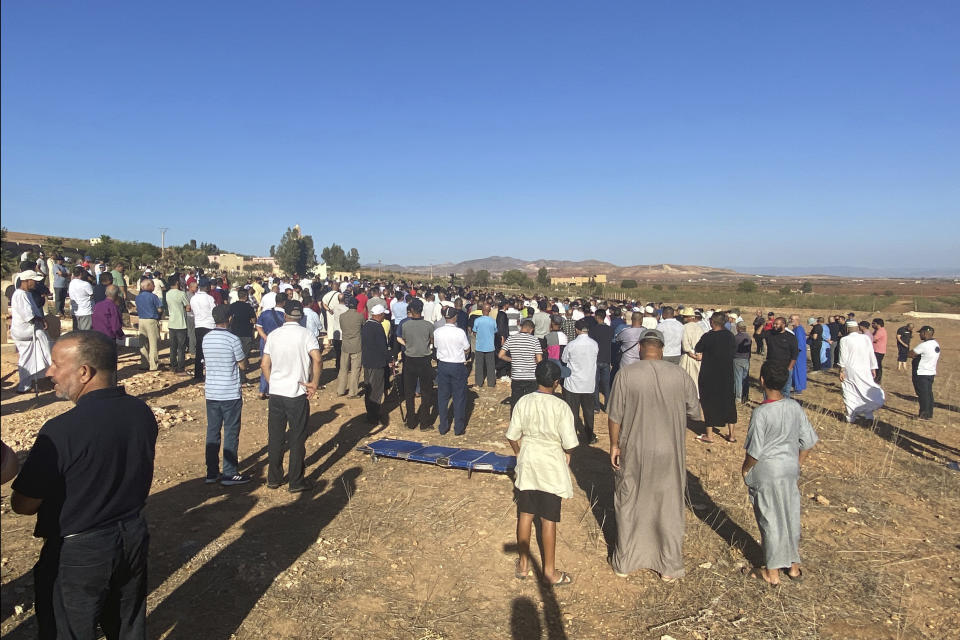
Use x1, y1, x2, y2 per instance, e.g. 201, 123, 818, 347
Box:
303, 307, 324, 338
657, 318, 684, 357
913, 339, 940, 376
433, 323, 470, 363
571, 309, 584, 321
562, 334, 599, 394
263, 322, 320, 397
10, 289, 43, 341
191, 292, 216, 329
642, 315, 658, 330
299, 278, 313, 291
68, 278, 94, 316
506, 392, 579, 498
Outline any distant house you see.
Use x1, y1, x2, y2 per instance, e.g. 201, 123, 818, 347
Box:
550, 274, 608, 286
245, 257, 278, 273
207, 253, 244, 271
89, 237, 102, 245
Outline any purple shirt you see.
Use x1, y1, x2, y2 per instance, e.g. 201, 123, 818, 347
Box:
92, 299, 124, 340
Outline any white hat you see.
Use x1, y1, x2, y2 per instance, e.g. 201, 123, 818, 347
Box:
632, 306, 642, 312
846, 320, 859, 328
645, 305, 654, 313
370, 304, 387, 315
19, 270, 44, 281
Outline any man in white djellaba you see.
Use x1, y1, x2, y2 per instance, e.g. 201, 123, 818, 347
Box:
10, 270, 53, 393
839, 320, 884, 423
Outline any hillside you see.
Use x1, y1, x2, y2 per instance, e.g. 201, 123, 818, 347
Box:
370, 256, 744, 281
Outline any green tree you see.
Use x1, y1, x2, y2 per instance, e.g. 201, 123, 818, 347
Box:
778, 285, 792, 295
345, 248, 360, 271
475, 269, 491, 286
620, 279, 637, 289
801, 281, 813, 294
43, 236, 64, 256
502, 269, 531, 287
321, 243, 347, 270
536, 267, 550, 286
275, 227, 317, 275
737, 280, 757, 293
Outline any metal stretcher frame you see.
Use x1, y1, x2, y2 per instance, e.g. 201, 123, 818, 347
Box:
357, 438, 516, 477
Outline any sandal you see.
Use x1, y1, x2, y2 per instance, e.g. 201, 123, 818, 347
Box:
545, 571, 573, 586
724, 435, 738, 443
515, 558, 532, 580
695, 434, 715, 444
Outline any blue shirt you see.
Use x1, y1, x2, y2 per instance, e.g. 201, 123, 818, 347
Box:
135, 291, 162, 320
473, 315, 496, 352
202, 329, 246, 401
391, 300, 408, 324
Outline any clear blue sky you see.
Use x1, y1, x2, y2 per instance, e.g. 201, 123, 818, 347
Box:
2, 1, 958, 269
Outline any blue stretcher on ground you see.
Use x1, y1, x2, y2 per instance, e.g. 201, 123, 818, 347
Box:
357, 438, 516, 476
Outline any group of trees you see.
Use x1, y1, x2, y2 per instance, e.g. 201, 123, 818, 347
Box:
463, 268, 491, 287
320, 243, 360, 272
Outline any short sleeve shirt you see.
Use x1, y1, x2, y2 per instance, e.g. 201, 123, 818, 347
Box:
912, 339, 940, 376
472, 315, 497, 352
263, 323, 320, 397
503, 333, 542, 380
434, 324, 470, 363
11, 387, 157, 538
506, 392, 579, 498
202, 329, 246, 400
402, 318, 434, 357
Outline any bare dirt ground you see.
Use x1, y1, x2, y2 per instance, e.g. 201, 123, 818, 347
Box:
2, 307, 958, 640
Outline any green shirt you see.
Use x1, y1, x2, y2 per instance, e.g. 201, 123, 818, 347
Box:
110, 269, 127, 292
165, 289, 189, 330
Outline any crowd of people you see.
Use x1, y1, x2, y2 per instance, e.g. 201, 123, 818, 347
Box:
2, 253, 946, 635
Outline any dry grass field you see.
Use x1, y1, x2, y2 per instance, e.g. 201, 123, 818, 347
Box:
2, 305, 958, 639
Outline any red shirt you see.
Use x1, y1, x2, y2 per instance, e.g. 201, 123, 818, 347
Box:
355, 293, 368, 320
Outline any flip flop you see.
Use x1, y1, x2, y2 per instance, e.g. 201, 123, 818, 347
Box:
695, 434, 715, 444
546, 571, 573, 586
515, 559, 532, 580
724, 435, 738, 443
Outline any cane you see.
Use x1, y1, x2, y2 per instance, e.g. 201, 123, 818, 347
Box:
31, 323, 41, 404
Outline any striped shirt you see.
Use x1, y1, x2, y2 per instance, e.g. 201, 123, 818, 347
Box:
505, 308, 522, 336
503, 333, 542, 381
202, 329, 245, 401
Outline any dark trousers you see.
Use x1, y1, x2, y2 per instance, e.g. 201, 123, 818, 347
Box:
809, 340, 822, 371
267, 394, 310, 488
874, 352, 884, 383
437, 361, 468, 435
403, 355, 435, 428
55, 287, 66, 315
205, 398, 243, 478
754, 333, 764, 354
364, 366, 385, 422
495, 335, 509, 377
563, 388, 595, 440
332, 338, 342, 370
34, 516, 149, 640
913, 374, 934, 418
594, 361, 612, 410
239, 336, 254, 382
510, 379, 538, 415
474, 350, 496, 387
194, 327, 211, 379
169, 328, 188, 372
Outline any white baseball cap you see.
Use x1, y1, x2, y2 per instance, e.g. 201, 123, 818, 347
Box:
19, 270, 44, 281
370, 304, 387, 315
644, 305, 654, 313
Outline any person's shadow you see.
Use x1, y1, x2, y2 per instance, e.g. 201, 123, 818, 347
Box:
147, 467, 361, 640
503, 544, 568, 640
686, 470, 763, 567
568, 445, 617, 558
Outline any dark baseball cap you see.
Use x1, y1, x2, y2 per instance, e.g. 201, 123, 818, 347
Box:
284, 300, 304, 317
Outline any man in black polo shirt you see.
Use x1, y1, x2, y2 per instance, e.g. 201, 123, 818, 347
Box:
229, 288, 257, 383
763, 316, 800, 398
11, 331, 158, 639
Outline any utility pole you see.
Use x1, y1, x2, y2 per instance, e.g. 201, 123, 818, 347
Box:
159, 227, 168, 257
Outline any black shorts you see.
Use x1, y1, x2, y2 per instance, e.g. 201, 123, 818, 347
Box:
897, 347, 909, 363
516, 489, 561, 522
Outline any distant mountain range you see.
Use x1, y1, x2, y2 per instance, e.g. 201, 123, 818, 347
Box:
364, 256, 959, 280
725, 266, 959, 278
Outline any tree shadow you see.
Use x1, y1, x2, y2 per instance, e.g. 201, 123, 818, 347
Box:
147, 467, 361, 640
797, 399, 960, 461
685, 470, 763, 568
503, 544, 568, 640
568, 445, 616, 558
